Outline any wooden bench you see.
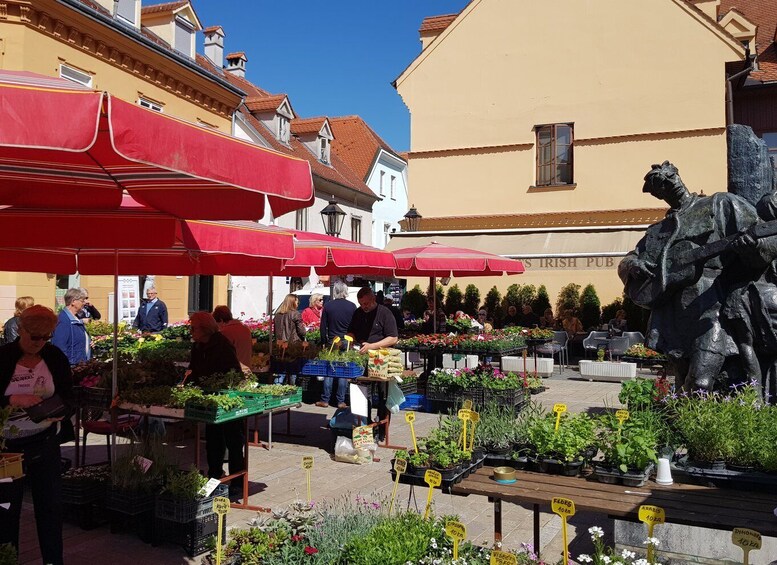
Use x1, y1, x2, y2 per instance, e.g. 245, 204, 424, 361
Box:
453, 466, 777, 559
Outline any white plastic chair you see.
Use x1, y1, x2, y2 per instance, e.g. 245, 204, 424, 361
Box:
536, 331, 569, 371
583, 331, 609, 358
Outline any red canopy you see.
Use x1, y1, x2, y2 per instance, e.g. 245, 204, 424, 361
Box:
0, 71, 314, 219
392, 241, 525, 277
278, 228, 397, 276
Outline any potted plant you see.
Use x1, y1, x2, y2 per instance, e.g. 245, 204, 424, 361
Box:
527, 412, 596, 476
155, 466, 227, 524
0, 406, 22, 481
595, 411, 662, 486
474, 402, 517, 464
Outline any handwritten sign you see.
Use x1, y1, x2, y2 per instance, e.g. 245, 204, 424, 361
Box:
458, 409, 471, 449
445, 521, 466, 560
213, 496, 230, 565
212, 497, 231, 515
490, 550, 518, 565
462, 399, 473, 410
423, 469, 442, 520
552, 497, 575, 565
405, 411, 416, 423
616, 409, 629, 424
405, 411, 418, 453
553, 403, 567, 432
457, 409, 472, 421
732, 528, 761, 565
389, 458, 407, 515
394, 458, 407, 474
301, 456, 314, 470
352, 426, 374, 449
639, 505, 664, 562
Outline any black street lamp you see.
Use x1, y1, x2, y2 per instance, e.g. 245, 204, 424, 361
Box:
403, 205, 422, 232
320, 199, 346, 237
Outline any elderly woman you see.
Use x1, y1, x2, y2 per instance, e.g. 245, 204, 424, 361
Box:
301, 293, 324, 326
188, 311, 244, 498
0, 305, 72, 565
2, 296, 34, 345
51, 287, 91, 365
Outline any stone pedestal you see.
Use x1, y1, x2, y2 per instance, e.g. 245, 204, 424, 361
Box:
615, 519, 777, 564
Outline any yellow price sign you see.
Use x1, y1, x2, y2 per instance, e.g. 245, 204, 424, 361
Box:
212, 496, 231, 515
462, 399, 473, 410
552, 497, 575, 565
616, 409, 630, 423
490, 550, 518, 565
301, 456, 314, 470
212, 496, 231, 565
445, 521, 466, 560
343, 335, 354, 350
553, 403, 567, 432
423, 469, 442, 520
458, 409, 471, 450
405, 411, 419, 453
389, 458, 407, 515
639, 505, 665, 563
732, 528, 761, 565
457, 409, 472, 420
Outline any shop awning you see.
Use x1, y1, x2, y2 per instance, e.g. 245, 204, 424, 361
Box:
391, 241, 525, 277
0, 70, 314, 219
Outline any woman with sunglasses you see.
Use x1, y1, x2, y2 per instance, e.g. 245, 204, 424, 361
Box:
0, 305, 72, 565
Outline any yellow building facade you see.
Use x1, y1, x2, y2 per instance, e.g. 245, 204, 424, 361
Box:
392, 0, 746, 305
0, 0, 241, 322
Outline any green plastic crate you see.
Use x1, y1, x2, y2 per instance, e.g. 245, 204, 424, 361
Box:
264, 389, 302, 410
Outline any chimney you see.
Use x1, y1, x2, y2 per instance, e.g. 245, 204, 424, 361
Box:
203, 26, 225, 68
225, 52, 247, 78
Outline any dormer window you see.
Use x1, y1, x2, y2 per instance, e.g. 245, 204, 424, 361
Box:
278, 115, 290, 143
174, 15, 195, 58
115, 0, 137, 26
320, 138, 330, 164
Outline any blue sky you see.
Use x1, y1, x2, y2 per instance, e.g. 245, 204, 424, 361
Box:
194, 1, 471, 152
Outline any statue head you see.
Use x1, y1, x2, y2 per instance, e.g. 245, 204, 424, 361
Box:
643, 161, 690, 204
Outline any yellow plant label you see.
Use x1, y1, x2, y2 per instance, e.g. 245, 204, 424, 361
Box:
445, 521, 466, 541
732, 528, 761, 550
462, 399, 473, 410
458, 409, 471, 421
553, 403, 567, 414
469, 411, 480, 423
301, 456, 314, 470
212, 497, 231, 515
551, 497, 576, 517
352, 426, 374, 449
616, 409, 629, 423
405, 411, 416, 423
424, 469, 442, 488
490, 550, 518, 565
394, 458, 407, 474
638, 505, 665, 525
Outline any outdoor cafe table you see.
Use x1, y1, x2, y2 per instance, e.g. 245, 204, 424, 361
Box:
453, 466, 777, 559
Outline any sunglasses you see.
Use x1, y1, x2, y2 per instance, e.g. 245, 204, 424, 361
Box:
29, 333, 53, 342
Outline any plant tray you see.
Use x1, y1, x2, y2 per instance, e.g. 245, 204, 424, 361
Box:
264, 389, 303, 410
155, 484, 228, 524
80, 386, 112, 409
671, 460, 777, 494
154, 512, 226, 557
594, 464, 654, 487
184, 392, 264, 424
397, 380, 418, 395
391, 453, 486, 491
330, 361, 364, 378
118, 403, 185, 418
0, 453, 23, 480
301, 360, 329, 376
105, 486, 157, 515
534, 458, 585, 477
482, 387, 528, 409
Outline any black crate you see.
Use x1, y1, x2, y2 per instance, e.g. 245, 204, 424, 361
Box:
80, 386, 112, 409
397, 380, 418, 396
61, 480, 106, 506
154, 512, 226, 557
481, 387, 528, 409
155, 484, 228, 524
105, 486, 157, 515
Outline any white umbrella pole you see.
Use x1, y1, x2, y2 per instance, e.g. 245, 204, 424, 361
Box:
267, 275, 273, 358
432, 276, 437, 334
110, 250, 118, 465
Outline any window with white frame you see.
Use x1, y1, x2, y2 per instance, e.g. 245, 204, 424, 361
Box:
319, 137, 330, 164
390, 175, 396, 199
138, 97, 163, 112
295, 208, 308, 231
278, 115, 290, 143
384, 223, 391, 246
536, 123, 574, 186
351, 217, 362, 243
174, 16, 195, 57
115, 0, 136, 25
379, 171, 385, 196
59, 64, 92, 87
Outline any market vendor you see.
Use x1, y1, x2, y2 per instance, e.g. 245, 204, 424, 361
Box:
187, 311, 244, 499
347, 287, 399, 353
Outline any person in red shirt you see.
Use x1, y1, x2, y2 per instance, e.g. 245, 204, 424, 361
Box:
301, 293, 323, 326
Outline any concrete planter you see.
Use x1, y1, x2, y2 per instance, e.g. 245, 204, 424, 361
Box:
579, 360, 636, 381
501, 356, 554, 376
442, 353, 479, 369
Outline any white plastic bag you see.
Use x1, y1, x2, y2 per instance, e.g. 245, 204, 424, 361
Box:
385, 380, 406, 415
334, 436, 376, 465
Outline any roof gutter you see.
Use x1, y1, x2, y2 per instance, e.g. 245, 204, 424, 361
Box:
390, 224, 653, 236
726, 50, 756, 125
56, 0, 245, 97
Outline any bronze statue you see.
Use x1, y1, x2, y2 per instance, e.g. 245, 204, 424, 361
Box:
619, 161, 777, 392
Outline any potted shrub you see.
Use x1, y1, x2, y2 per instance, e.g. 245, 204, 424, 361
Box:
474, 402, 517, 464
527, 412, 596, 476
595, 411, 663, 486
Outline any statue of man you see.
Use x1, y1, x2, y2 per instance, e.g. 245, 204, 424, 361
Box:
619, 161, 770, 391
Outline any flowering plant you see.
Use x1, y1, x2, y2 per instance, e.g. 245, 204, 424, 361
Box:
522, 327, 554, 340
577, 526, 659, 565
624, 344, 666, 360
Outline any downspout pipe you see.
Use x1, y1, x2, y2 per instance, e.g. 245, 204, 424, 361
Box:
726, 51, 756, 125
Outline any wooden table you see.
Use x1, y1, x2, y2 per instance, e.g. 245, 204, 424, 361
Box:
453, 467, 777, 558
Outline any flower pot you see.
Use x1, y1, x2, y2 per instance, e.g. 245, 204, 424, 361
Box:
691, 459, 726, 471
594, 466, 621, 484
539, 457, 584, 476
432, 466, 459, 481
727, 463, 755, 473
594, 463, 655, 487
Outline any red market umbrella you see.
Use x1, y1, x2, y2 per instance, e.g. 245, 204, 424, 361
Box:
391, 241, 525, 332
0, 70, 313, 219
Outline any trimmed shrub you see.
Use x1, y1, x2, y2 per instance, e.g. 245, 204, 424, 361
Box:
532, 285, 552, 317
483, 286, 503, 326
401, 285, 426, 318
579, 284, 601, 330
463, 284, 481, 316
556, 283, 581, 316
444, 284, 464, 315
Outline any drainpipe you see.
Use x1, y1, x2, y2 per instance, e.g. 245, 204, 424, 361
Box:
726, 51, 756, 125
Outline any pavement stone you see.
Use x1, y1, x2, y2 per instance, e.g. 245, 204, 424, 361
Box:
15, 364, 644, 564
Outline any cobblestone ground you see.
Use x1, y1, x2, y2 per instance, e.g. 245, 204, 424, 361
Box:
16, 368, 631, 564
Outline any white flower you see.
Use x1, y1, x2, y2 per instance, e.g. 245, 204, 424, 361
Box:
577, 555, 593, 563
643, 537, 660, 546
620, 549, 636, 559
589, 526, 604, 539
633, 559, 649, 565
602, 556, 611, 564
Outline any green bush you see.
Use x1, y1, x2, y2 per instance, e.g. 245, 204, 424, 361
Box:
579, 284, 601, 330
463, 284, 481, 316
601, 297, 623, 325
426, 281, 444, 307
444, 284, 463, 315
483, 286, 503, 325
400, 285, 426, 318
555, 283, 581, 316
532, 285, 552, 317
341, 513, 444, 565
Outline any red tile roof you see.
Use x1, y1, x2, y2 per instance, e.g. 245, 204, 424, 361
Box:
245, 94, 287, 113
419, 14, 458, 34
291, 117, 327, 136
225, 51, 247, 61
202, 25, 223, 35
141, 1, 188, 16
329, 116, 404, 182
717, 0, 777, 82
